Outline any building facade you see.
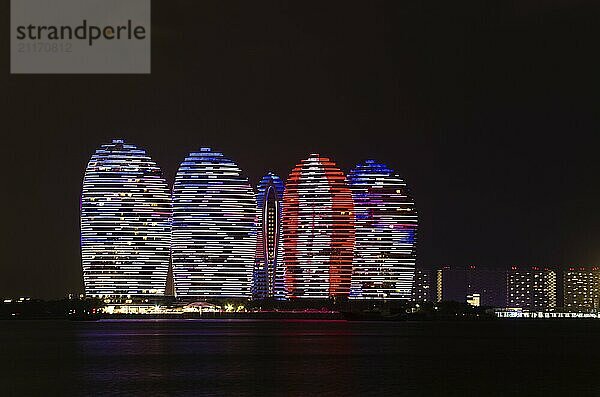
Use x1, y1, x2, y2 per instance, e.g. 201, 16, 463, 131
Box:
253, 173, 285, 300
171, 148, 256, 298
506, 266, 557, 310
81, 139, 171, 297
282, 154, 355, 298
563, 267, 600, 311
347, 160, 417, 299
412, 269, 435, 302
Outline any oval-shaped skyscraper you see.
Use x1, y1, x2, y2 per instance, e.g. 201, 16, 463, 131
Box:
172, 148, 257, 298
81, 139, 171, 297
282, 154, 355, 299
347, 160, 418, 299
253, 173, 285, 300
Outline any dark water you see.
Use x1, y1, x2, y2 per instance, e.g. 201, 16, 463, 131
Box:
2, 319, 600, 396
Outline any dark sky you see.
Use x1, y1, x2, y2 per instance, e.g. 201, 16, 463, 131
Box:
1, 1, 599, 298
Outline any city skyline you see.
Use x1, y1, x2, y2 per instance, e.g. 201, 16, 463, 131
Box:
79, 140, 420, 300
76, 139, 598, 306
6, 132, 599, 299
2, 1, 599, 299
3, 2, 599, 395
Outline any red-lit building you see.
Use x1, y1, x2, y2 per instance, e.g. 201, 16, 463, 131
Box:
282, 154, 355, 298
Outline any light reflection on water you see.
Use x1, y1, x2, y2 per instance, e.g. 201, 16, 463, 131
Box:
2, 319, 600, 396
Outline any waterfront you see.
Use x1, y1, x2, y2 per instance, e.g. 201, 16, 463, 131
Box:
2, 319, 600, 396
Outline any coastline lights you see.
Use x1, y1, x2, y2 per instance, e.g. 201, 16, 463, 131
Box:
347, 160, 418, 299
171, 148, 257, 298
80, 139, 171, 297
253, 173, 286, 300
282, 154, 355, 298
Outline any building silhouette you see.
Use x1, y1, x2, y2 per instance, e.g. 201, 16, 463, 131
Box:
436, 266, 506, 307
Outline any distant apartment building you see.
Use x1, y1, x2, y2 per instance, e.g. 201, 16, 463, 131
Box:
412, 269, 435, 302
506, 267, 557, 310
563, 267, 600, 311
436, 266, 506, 307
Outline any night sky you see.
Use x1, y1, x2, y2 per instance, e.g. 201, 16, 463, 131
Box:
1, 1, 599, 298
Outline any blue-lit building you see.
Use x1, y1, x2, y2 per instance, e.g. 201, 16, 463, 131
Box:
171, 148, 257, 298
80, 139, 171, 297
253, 173, 285, 300
347, 160, 418, 299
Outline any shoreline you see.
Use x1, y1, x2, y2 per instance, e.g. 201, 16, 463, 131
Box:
3, 312, 600, 322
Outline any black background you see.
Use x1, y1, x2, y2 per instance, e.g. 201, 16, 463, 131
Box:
1, 1, 599, 298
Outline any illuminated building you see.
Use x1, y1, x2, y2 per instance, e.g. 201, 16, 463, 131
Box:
436, 266, 505, 307
466, 293, 481, 307
172, 148, 257, 298
253, 173, 285, 300
506, 266, 557, 310
563, 267, 600, 311
81, 139, 171, 297
347, 160, 417, 299
282, 154, 355, 298
412, 269, 435, 302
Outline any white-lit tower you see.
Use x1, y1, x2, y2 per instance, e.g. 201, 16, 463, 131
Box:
81, 139, 171, 297
172, 148, 257, 298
